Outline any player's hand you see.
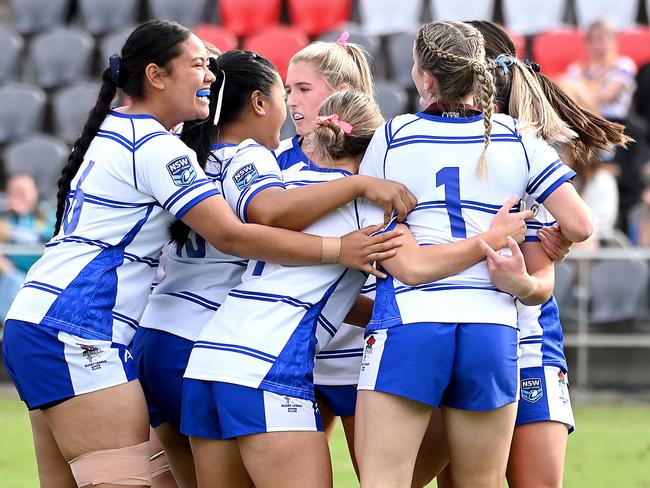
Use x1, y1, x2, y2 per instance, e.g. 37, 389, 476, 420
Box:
339, 224, 404, 279
478, 236, 536, 299
489, 196, 534, 246
359, 176, 417, 224
538, 224, 572, 261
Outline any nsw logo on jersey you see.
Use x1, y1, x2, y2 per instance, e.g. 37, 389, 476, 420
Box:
521, 377, 544, 403
167, 156, 197, 187
232, 163, 259, 191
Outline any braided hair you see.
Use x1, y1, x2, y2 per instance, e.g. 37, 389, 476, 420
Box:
53, 20, 191, 235
415, 21, 495, 177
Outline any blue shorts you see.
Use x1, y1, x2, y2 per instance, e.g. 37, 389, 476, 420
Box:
314, 384, 357, 417
516, 366, 575, 433
181, 379, 323, 439
357, 322, 518, 411
131, 327, 192, 429
2, 319, 137, 410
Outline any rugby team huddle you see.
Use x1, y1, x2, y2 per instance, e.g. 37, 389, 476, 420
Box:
2, 17, 630, 488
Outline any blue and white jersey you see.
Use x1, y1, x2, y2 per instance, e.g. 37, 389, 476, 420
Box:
275, 136, 371, 386
517, 198, 568, 372
6, 111, 219, 346
185, 158, 370, 401
361, 112, 576, 330
138, 141, 280, 341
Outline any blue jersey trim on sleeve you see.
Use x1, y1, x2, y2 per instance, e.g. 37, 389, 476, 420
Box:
174, 188, 220, 219
317, 314, 337, 337
536, 171, 576, 203
164, 291, 221, 311
193, 341, 277, 363
163, 179, 210, 210
239, 180, 285, 223
524, 236, 542, 242
527, 160, 563, 194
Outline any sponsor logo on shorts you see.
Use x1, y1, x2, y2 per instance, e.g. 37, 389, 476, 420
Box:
558, 370, 569, 405
80, 344, 106, 371
281, 396, 303, 413
232, 163, 259, 191
521, 377, 543, 403
361, 335, 376, 372
166, 156, 197, 187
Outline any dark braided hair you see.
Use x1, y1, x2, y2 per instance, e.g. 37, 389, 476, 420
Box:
169, 50, 279, 245
53, 20, 192, 235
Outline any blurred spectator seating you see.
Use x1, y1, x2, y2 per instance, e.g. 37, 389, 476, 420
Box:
0, 83, 46, 144
387, 31, 419, 88
0, 26, 23, 83
589, 259, 650, 323
357, 0, 422, 36
429, 0, 495, 22
52, 82, 101, 144
10, 0, 71, 35
243, 26, 309, 82
374, 79, 409, 119
218, 0, 281, 37
502, 0, 567, 35
28, 27, 95, 89
100, 26, 136, 62
618, 28, 650, 67
193, 24, 238, 51
318, 29, 382, 75
575, 0, 640, 31
532, 28, 587, 78
3, 134, 69, 203
79, 0, 140, 36
148, 0, 208, 28
287, 0, 352, 37
554, 260, 576, 316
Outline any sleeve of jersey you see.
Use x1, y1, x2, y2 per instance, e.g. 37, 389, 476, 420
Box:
220, 145, 285, 223
523, 195, 557, 243
138, 138, 220, 219
359, 122, 390, 179
523, 135, 576, 204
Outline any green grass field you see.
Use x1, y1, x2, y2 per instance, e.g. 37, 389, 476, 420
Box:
2, 395, 649, 487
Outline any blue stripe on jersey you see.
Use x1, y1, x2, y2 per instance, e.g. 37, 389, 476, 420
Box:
162, 179, 211, 211
316, 347, 364, 359
492, 119, 530, 170
133, 131, 168, 151
175, 188, 220, 219
411, 199, 504, 215
524, 236, 542, 242
415, 112, 484, 124
46, 235, 111, 250
96, 131, 133, 152
388, 135, 520, 150
238, 179, 285, 222
361, 283, 376, 294
537, 171, 576, 203
123, 252, 159, 267
193, 341, 277, 363
527, 160, 563, 194
315, 352, 364, 359
317, 314, 337, 337
23, 281, 64, 295
112, 311, 139, 330
227, 289, 314, 310
165, 291, 221, 311
76, 192, 156, 208
394, 283, 501, 295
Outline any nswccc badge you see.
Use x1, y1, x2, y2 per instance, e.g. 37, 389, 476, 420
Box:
521, 377, 544, 403
232, 163, 259, 191
167, 156, 197, 187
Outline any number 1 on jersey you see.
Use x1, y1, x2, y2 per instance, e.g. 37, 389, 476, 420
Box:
436, 166, 467, 238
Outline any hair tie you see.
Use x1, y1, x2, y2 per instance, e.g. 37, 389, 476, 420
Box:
316, 114, 353, 134
335, 30, 350, 46
109, 54, 122, 87
494, 53, 515, 76
524, 59, 541, 73
213, 70, 226, 126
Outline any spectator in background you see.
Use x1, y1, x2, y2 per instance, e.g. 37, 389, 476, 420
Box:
0, 173, 54, 325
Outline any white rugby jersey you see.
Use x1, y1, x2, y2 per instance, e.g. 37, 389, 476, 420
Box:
275, 137, 371, 386
360, 112, 576, 330
7, 111, 219, 346
185, 158, 370, 401
138, 141, 282, 341
517, 198, 568, 371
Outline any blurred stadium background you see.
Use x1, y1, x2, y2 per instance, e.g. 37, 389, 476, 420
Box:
0, 0, 649, 486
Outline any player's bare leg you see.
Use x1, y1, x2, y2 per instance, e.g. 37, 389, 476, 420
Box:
355, 390, 431, 488
507, 421, 569, 488
29, 409, 77, 488
41, 379, 151, 488
238, 431, 332, 488
151, 424, 193, 488
317, 397, 337, 439
190, 437, 252, 488
340, 414, 359, 478
411, 408, 449, 488
442, 403, 517, 488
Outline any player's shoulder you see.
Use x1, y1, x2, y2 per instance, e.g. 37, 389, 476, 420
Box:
274, 137, 297, 158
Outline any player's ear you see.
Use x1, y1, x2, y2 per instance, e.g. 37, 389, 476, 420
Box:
144, 63, 168, 91
335, 82, 351, 92
423, 71, 438, 98
250, 90, 266, 116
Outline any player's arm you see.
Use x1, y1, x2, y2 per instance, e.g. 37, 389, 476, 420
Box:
478, 237, 554, 306
342, 294, 374, 328
378, 197, 534, 286
182, 194, 403, 278
540, 182, 593, 243
246, 175, 417, 230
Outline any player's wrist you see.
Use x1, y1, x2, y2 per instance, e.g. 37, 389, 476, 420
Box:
516, 275, 538, 300
321, 237, 341, 263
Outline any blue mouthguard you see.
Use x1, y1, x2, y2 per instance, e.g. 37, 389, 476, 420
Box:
196, 89, 211, 97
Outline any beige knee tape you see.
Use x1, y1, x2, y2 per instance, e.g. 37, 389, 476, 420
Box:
69, 441, 151, 487
150, 450, 171, 479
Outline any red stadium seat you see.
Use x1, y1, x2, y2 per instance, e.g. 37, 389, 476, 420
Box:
218, 0, 281, 37
618, 28, 650, 68
243, 26, 309, 82
531, 29, 588, 78
288, 0, 352, 37
193, 24, 238, 52
505, 29, 526, 58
